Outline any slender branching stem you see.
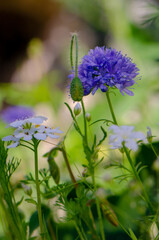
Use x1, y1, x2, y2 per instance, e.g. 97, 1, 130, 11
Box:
33, 142, 44, 239
150, 143, 158, 158
106, 91, 154, 215
74, 221, 86, 240
123, 145, 154, 213
92, 170, 105, 240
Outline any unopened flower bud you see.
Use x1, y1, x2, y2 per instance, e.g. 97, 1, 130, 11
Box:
74, 103, 81, 116
147, 126, 152, 143
21, 183, 32, 196
70, 77, 84, 101
85, 113, 91, 122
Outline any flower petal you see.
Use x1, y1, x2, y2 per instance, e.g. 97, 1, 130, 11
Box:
34, 133, 47, 140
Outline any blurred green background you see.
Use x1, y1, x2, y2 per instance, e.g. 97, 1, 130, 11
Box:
0, 0, 159, 239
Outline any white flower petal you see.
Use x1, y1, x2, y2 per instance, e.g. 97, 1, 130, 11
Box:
47, 134, 59, 139
34, 133, 47, 140
125, 140, 138, 151
109, 125, 120, 133
51, 127, 63, 134
23, 134, 33, 141
109, 125, 145, 151
2, 135, 19, 141
8, 119, 26, 128
7, 142, 19, 148
29, 116, 47, 124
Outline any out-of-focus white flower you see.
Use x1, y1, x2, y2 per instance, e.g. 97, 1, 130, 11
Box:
109, 125, 146, 151
74, 103, 81, 116
2, 116, 63, 148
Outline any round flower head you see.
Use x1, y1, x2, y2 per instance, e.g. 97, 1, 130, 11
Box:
68, 47, 140, 96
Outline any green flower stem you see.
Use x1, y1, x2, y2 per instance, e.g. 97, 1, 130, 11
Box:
92, 171, 105, 240
106, 91, 154, 214
150, 143, 158, 158
106, 91, 118, 125
81, 99, 88, 145
61, 146, 78, 188
34, 142, 44, 238
74, 221, 86, 240
123, 145, 154, 213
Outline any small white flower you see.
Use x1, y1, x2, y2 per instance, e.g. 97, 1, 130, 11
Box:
109, 125, 146, 151
33, 126, 63, 140
2, 135, 20, 148
2, 116, 63, 148
14, 127, 35, 141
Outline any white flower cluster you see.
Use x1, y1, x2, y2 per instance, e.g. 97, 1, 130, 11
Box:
109, 125, 147, 151
2, 116, 63, 148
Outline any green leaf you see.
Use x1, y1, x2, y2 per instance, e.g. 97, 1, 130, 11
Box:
25, 198, 37, 206
16, 196, 24, 207
64, 102, 75, 121
73, 122, 82, 135
90, 118, 114, 126
48, 155, 60, 185
97, 126, 107, 147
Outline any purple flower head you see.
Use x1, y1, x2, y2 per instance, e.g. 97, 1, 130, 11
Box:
1, 105, 34, 124
68, 46, 140, 96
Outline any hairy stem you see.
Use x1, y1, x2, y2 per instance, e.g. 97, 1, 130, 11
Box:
81, 99, 88, 145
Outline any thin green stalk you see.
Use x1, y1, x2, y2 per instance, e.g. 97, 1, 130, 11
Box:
74, 221, 86, 240
19, 143, 34, 151
81, 99, 88, 145
61, 146, 78, 188
150, 143, 158, 158
92, 170, 105, 240
123, 145, 154, 213
105, 91, 118, 125
34, 143, 44, 239
79, 219, 88, 240
106, 90, 154, 214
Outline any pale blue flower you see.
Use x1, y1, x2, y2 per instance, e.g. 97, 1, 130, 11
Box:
109, 125, 146, 151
